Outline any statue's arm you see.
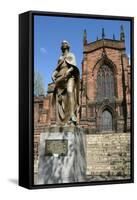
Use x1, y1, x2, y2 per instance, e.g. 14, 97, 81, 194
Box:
52, 70, 58, 82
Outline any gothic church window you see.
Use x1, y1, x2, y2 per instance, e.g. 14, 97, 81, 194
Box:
97, 65, 115, 100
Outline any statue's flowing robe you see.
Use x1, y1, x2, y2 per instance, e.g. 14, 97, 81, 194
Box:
52, 52, 80, 124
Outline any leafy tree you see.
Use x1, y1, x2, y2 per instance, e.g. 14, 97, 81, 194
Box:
34, 71, 46, 96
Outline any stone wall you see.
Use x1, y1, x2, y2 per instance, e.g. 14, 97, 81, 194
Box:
86, 132, 130, 180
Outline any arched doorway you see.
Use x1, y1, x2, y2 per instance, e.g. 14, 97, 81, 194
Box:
101, 109, 113, 131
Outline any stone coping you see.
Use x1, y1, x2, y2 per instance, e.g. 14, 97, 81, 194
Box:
36, 125, 130, 135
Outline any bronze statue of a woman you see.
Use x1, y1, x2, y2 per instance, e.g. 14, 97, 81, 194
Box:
52, 41, 80, 125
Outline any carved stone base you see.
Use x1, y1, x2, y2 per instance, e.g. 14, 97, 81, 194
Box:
37, 126, 86, 184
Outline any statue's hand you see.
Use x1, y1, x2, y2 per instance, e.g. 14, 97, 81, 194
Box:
52, 75, 56, 82
64, 70, 70, 78
64, 67, 73, 78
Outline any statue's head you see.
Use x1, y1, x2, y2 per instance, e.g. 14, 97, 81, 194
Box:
61, 40, 70, 52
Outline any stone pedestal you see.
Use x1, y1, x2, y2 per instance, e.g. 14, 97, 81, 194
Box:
37, 126, 86, 184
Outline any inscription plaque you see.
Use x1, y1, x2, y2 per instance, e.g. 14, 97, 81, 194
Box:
45, 140, 68, 156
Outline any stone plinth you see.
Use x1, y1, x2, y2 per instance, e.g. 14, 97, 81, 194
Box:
37, 126, 86, 184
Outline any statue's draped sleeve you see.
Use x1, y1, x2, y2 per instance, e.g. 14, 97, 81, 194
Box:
65, 52, 80, 107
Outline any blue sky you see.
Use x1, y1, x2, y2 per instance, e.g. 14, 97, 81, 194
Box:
34, 15, 131, 92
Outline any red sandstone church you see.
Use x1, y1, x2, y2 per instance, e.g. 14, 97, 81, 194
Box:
34, 26, 131, 159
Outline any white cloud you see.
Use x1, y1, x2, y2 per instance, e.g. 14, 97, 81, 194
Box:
40, 47, 47, 54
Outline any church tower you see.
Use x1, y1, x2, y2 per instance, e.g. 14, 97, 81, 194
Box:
80, 27, 131, 133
